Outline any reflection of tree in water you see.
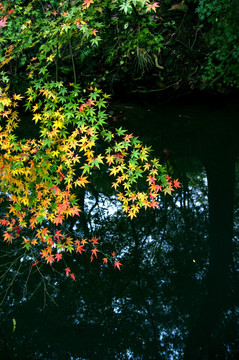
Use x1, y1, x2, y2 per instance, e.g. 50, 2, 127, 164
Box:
1, 96, 239, 359
0, 155, 237, 360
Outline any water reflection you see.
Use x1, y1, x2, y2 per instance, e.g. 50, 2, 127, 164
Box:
0, 94, 238, 359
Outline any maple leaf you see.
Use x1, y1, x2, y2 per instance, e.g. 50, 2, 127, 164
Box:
65, 267, 71, 277
70, 206, 81, 217
147, 176, 156, 185
173, 178, 181, 189
86, 98, 95, 107
147, 2, 159, 12
81, 238, 88, 245
0, 16, 7, 27
114, 261, 122, 270
123, 133, 133, 142
91, 247, 99, 258
103, 257, 108, 264
40, 249, 48, 259
91, 28, 98, 36
75, 175, 90, 187
76, 244, 85, 254
0, 218, 9, 226
53, 213, 64, 226
12, 94, 24, 101
54, 229, 64, 241
55, 253, 63, 262
70, 273, 76, 281
3, 232, 13, 244
150, 200, 159, 209
46, 254, 54, 265
82, 0, 94, 10
90, 236, 99, 245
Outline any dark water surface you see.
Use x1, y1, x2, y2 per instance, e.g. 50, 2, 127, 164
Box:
0, 93, 238, 359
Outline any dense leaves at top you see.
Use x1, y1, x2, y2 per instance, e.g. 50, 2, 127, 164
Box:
0, 0, 180, 279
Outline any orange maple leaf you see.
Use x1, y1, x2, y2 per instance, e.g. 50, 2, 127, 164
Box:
3, 232, 13, 244
70, 206, 81, 217
82, 0, 94, 10
53, 214, 64, 226
173, 178, 181, 189
90, 236, 99, 245
91, 247, 99, 258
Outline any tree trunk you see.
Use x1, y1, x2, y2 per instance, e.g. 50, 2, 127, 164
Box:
184, 119, 236, 359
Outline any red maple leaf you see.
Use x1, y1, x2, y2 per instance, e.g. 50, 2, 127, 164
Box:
70, 273, 76, 281
114, 261, 122, 270
55, 253, 63, 262
54, 229, 64, 241
0, 218, 9, 226
76, 244, 85, 254
65, 267, 71, 277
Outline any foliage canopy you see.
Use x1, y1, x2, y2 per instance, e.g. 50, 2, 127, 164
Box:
0, 0, 181, 279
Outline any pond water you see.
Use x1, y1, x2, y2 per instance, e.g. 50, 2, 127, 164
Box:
0, 93, 239, 360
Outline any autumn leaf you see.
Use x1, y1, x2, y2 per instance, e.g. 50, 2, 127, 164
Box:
114, 261, 122, 270
173, 178, 181, 189
70, 205, 81, 217
65, 267, 71, 277
75, 175, 90, 187
3, 232, 13, 244
82, 0, 94, 10
46, 254, 54, 265
55, 253, 63, 262
70, 273, 76, 281
53, 214, 64, 226
76, 244, 85, 254
54, 229, 64, 241
91, 247, 99, 258
0, 16, 7, 27
147, 2, 159, 12
90, 236, 99, 245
